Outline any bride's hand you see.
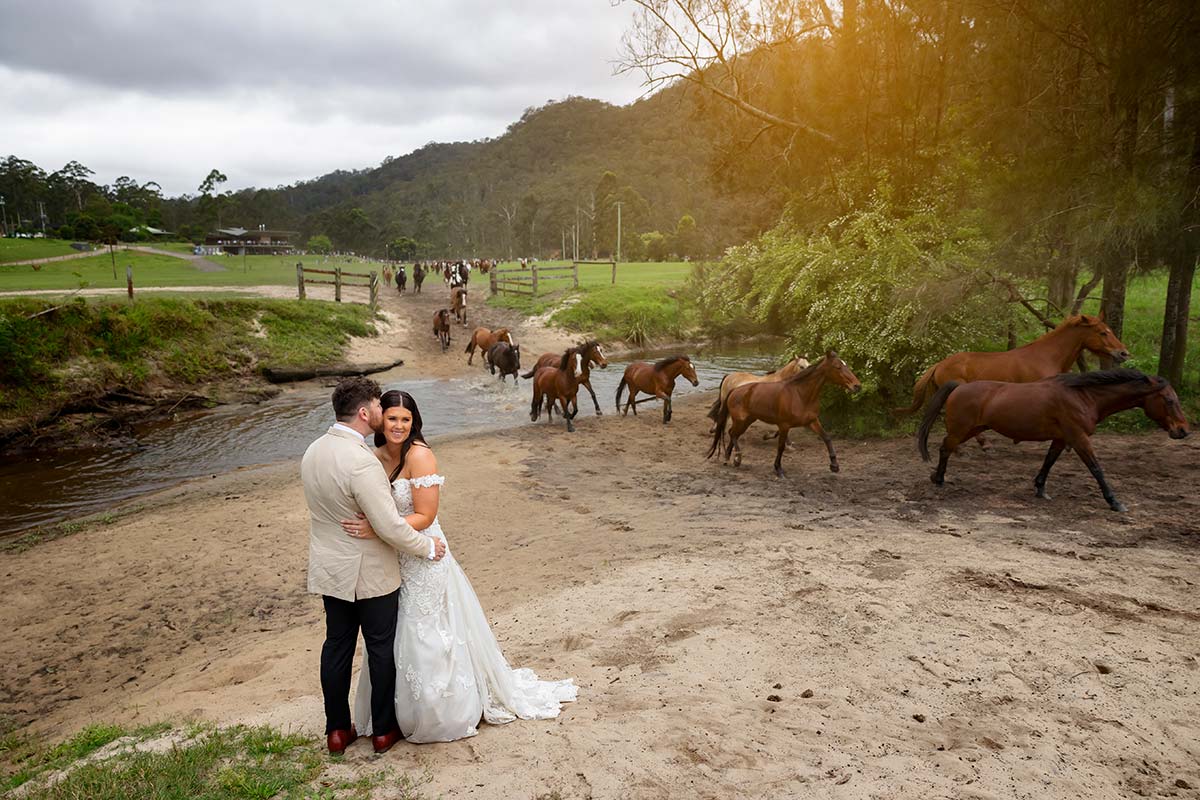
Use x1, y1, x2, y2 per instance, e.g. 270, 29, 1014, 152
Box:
341, 512, 377, 540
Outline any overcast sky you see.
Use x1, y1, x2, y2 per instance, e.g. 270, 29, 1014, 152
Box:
0, 0, 647, 197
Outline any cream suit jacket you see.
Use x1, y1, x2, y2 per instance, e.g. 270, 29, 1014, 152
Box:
301, 425, 432, 601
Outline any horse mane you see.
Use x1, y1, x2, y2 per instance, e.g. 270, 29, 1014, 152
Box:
557, 349, 573, 370
577, 339, 600, 353
653, 355, 689, 371
1055, 368, 1152, 389
785, 357, 826, 384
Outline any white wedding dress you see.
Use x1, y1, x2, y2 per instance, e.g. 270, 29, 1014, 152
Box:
353, 474, 577, 743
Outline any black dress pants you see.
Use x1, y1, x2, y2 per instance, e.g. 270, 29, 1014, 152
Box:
321, 588, 399, 736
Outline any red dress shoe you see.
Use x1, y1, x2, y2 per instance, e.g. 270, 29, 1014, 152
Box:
371, 727, 403, 754
326, 726, 358, 755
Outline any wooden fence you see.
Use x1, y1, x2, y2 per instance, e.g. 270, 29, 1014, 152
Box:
489, 262, 579, 297
296, 263, 379, 309
574, 260, 618, 284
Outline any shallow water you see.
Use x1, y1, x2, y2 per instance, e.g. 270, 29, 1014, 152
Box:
0, 342, 789, 536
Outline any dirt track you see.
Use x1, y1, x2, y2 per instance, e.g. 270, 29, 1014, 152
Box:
1, 281, 1198, 798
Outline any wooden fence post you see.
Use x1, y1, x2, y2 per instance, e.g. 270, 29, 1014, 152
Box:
126, 264, 133, 299
490, 269, 498, 295
296, 263, 306, 300
369, 271, 378, 310
610, 260, 616, 285
335, 267, 342, 302
531, 264, 539, 296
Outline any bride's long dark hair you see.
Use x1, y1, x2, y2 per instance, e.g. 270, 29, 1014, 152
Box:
375, 390, 429, 481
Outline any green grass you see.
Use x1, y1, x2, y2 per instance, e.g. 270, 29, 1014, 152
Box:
0, 237, 89, 263
0, 296, 375, 423
3, 723, 430, 800
0, 249, 384, 292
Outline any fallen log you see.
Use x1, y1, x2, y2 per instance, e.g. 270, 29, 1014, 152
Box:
260, 359, 405, 384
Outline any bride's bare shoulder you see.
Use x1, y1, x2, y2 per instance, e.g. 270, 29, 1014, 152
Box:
404, 442, 439, 476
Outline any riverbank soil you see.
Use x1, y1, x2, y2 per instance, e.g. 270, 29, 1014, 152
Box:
2, 388, 1197, 798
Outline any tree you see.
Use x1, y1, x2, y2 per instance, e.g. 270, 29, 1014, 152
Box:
642, 230, 668, 261
306, 234, 332, 254
674, 213, 698, 259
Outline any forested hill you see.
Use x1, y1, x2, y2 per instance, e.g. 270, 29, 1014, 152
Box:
164, 88, 777, 259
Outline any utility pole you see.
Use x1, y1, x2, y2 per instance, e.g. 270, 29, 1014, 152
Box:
561, 229, 566, 262
615, 201, 623, 263
37, 201, 47, 235
0, 195, 7, 237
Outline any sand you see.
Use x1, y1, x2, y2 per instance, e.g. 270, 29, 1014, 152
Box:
2, 279, 1199, 798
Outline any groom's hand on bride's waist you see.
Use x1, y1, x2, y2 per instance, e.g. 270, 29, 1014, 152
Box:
431, 538, 447, 561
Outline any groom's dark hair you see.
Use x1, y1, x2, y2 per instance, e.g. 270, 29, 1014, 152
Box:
332, 377, 381, 421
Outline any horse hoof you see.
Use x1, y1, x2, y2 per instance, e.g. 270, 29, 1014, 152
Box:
829, 463, 840, 473
1110, 501, 1128, 513
774, 469, 785, 479
930, 475, 944, 486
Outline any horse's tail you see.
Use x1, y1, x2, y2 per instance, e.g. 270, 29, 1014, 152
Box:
706, 375, 728, 420
918, 381, 959, 462
707, 400, 731, 459
464, 337, 475, 355
894, 364, 938, 416
520, 366, 538, 379
615, 376, 628, 413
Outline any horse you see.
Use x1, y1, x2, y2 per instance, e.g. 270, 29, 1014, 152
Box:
486, 341, 521, 383
531, 348, 586, 432
395, 265, 407, 294
432, 309, 452, 353
442, 262, 454, 285
707, 355, 811, 432
413, 264, 425, 293
522, 340, 609, 415
615, 355, 699, 423
451, 285, 468, 327
465, 327, 514, 365
918, 369, 1189, 512
707, 351, 862, 478
895, 314, 1131, 417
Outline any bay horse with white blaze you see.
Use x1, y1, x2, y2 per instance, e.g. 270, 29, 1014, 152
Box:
918, 369, 1189, 512
432, 309, 452, 353
615, 355, 699, 423
465, 327, 514, 365
708, 351, 862, 478
523, 340, 609, 415
531, 347, 586, 432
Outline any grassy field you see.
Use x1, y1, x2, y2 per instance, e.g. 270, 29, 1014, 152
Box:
0, 237, 90, 263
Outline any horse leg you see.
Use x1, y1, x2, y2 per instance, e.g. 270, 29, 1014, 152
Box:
772, 427, 790, 478
1033, 439, 1067, 500
562, 398, 577, 433
1069, 436, 1126, 512
724, 418, 750, 467
932, 426, 986, 485
587, 382, 602, 416
809, 420, 839, 473
660, 392, 671, 424
627, 390, 638, 416
530, 393, 541, 422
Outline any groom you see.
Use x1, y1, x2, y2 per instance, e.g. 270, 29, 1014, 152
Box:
301, 376, 446, 755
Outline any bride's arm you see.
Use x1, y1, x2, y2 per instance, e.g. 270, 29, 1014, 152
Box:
404, 445, 441, 532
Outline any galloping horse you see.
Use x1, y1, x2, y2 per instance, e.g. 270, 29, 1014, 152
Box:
432, 309, 452, 353
465, 327, 514, 365
413, 264, 425, 293
395, 265, 407, 294
707, 355, 811, 431
522, 340, 609, 415
919, 369, 1189, 512
615, 355, 699, 423
486, 341, 521, 383
895, 314, 1131, 416
708, 351, 862, 478
451, 284, 468, 327
531, 347, 586, 432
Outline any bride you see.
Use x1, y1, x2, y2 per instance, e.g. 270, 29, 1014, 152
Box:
344, 389, 576, 743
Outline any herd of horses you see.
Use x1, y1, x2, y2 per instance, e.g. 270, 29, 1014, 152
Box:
428, 286, 1188, 512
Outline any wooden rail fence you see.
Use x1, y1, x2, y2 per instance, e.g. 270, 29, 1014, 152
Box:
296, 263, 380, 309
489, 262, 579, 297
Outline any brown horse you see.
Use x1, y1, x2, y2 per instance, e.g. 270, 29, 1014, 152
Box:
707, 355, 811, 431
707, 351, 862, 478
432, 309, 452, 353
615, 355, 699, 423
465, 327, 514, 365
530, 347, 586, 432
522, 340, 609, 415
919, 369, 1189, 512
451, 285, 468, 327
896, 314, 1131, 416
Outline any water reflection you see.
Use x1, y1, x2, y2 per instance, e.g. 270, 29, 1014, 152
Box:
0, 341, 788, 536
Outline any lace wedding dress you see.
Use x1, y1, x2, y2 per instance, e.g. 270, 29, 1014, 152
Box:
353, 474, 577, 743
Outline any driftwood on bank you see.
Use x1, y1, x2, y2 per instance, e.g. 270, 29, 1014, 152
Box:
260, 358, 405, 384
